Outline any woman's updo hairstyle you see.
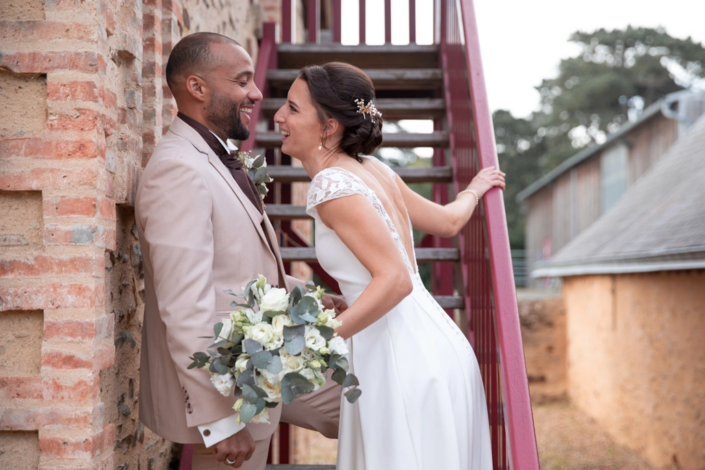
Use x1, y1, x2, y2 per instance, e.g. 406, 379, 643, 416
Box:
298, 62, 383, 162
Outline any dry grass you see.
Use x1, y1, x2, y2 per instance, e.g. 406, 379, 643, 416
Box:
289, 401, 660, 468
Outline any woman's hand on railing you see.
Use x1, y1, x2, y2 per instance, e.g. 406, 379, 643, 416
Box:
464, 166, 506, 198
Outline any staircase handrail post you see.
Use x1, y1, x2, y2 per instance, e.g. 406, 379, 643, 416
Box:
282, 0, 292, 43
307, 0, 320, 44
333, 0, 342, 43
455, 0, 541, 468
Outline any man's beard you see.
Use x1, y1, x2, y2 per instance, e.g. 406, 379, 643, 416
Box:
205, 90, 250, 141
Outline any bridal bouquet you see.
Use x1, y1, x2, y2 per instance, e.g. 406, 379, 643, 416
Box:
188, 275, 361, 424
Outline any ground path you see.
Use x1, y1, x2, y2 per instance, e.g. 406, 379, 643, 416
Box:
289, 401, 659, 468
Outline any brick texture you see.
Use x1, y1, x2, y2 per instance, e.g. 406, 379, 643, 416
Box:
0, 0, 273, 468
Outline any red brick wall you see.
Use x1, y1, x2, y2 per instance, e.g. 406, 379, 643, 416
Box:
0, 1, 272, 468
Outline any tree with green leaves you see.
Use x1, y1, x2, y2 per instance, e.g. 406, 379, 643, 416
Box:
496, 26, 705, 249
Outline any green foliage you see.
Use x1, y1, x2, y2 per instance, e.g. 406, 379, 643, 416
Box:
537, 26, 705, 146
497, 27, 705, 249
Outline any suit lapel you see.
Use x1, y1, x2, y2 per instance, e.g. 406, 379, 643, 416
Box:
169, 117, 272, 254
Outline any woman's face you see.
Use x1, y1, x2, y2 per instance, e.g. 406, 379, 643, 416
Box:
273, 78, 324, 160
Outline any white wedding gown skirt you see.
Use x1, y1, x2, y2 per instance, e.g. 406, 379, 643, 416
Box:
307, 166, 492, 470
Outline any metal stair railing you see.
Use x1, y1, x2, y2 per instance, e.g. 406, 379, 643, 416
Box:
440, 0, 540, 468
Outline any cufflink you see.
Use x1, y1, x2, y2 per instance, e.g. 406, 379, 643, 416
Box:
203, 429, 211, 437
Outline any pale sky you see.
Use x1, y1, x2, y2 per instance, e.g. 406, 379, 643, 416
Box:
341, 0, 705, 119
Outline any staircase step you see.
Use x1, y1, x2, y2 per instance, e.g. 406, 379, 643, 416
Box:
266, 204, 309, 220
266, 166, 452, 183
268, 69, 442, 91
261, 98, 445, 120
435, 295, 466, 309
280, 247, 459, 263
257, 131, 448, 149
277, 43, 438, 69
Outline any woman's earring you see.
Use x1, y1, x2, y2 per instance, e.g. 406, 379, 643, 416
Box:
318, 141, 323, 151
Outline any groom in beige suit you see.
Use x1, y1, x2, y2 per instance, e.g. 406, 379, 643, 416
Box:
136, 33, 342, 469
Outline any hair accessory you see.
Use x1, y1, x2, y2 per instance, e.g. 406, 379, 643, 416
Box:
355, 98, 383, 123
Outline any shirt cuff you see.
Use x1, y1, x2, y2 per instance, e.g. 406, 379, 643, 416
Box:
197, 414, 246, 448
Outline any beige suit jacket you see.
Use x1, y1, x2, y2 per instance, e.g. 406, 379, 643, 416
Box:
136, 116, 287, 444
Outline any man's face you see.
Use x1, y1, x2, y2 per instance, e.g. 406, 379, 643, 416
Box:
204, 43, 263, 141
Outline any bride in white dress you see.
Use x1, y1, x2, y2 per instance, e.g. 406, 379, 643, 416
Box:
273, 62, 505, 470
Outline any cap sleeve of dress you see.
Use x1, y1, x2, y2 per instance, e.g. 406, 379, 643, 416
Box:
306, 168, 370, 218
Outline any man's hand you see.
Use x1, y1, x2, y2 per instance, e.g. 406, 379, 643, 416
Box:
212, 429, 255, 468
322, 294, 348, 314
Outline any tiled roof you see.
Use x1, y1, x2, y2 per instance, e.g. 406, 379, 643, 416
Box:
533, 113, 705, 277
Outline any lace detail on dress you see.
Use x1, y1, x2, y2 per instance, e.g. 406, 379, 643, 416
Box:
307, 167, 415, 274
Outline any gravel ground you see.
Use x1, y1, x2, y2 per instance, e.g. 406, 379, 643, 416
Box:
290, 401, 660, 469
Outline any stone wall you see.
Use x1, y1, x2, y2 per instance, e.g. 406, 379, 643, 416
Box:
0, 1, 279, 468
563, 271, 705, 469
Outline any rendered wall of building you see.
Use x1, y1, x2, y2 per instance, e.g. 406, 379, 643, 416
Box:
563, 271, 705, 469
0, 1, 278, 467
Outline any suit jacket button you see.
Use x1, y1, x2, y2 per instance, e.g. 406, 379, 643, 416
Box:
203, 429, 211, 437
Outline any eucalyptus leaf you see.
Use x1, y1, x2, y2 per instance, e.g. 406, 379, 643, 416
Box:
250, 350, 273, 369
255, 397, 266, 415
231, 301, 251, 308
254, 167, 267, 185
343, 373, 360, 388
248, 168, 256, 180
267, 355, 283, 374
281, 372, 315, 404
239, 402, 257, 423
258, 185, 268, 196
244, 339, 263, 355
332, 367, 346, 386
236, 369, 255, 388
231, 333, 244, 345
283, 324, 306, 355
335, 356, 349, 372
290, 285, 305, 305
344, 387, 362, 403
263, 310, 287, 319
316, 325, 335, 341
224, 289, 237, 296
242, 384, 260, 404
304, 283, 316, 290
252, 154, 265, 167
264, 400, 279, 408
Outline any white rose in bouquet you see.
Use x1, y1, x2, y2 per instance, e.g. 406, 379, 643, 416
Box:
272, 314, 293, 333
249, 407, 270, 424
304, 326, 326, 351
220, 317, 234, 343
240, 308, 261, 325
300, 368, 326, 390
267, 331, 284, 351
235, 354, 250, 374
328, 336, 349, 356
257, 374, 282, 403
210, 373, 235, 397
245, 323, 276, 348
260, 288, 289, 312
280, 349, 305, 373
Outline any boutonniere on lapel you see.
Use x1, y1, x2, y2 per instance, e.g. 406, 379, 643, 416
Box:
237, 151, 273, 203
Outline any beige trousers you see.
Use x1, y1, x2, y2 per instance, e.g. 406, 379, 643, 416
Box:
192, 377, 340, 469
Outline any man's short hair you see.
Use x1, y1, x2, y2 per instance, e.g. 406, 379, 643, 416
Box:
165, 32, 241, 92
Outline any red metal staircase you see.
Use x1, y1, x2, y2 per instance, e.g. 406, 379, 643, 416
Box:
182, 1, 539, 469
